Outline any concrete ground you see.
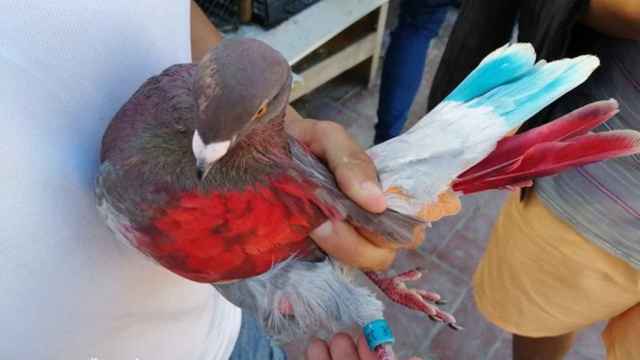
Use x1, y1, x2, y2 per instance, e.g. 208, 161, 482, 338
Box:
288, 6, 606, 360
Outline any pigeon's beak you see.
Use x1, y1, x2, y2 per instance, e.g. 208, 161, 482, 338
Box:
192, 130, 232, 181
196, 160, 214, 180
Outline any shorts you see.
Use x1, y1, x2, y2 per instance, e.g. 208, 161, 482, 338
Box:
473, 191, 640, 360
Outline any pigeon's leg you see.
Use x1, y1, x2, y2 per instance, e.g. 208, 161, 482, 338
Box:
365, 269, 462, 330
362, 320, 397, 360
277, 297, 295, 316
374, 344, 396, 360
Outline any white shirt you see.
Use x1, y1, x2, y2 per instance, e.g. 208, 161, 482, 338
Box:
0, 1, 241, 359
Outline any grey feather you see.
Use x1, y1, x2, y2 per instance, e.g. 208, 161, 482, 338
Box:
289, 138, 428, 247
215, 258, 384, 344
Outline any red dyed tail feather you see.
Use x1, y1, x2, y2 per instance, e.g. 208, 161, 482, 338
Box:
451, 100, 640, 194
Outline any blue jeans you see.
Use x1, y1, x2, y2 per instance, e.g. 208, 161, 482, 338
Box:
229, 312, 287, 360
374, 0, 458, 144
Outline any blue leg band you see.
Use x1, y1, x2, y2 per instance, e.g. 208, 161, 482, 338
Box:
363, 319, 395, 350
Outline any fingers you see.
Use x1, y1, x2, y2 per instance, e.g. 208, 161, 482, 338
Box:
355, 334, 380, 360
355, 223, 427, 250
308, 333, 423, 360
286, 112, 394, 269
285, 115, 386, 213
307, 338, 331, 360
284, 105, 305, 127
310, 220, 395, 271
355, 335, 423, 360
307, 334, 373, 360
313, 121, 386, 213
329, 333, 361, 359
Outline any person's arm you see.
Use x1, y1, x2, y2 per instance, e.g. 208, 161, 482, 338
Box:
581, 0, 640, 40
191, 0, 223, 61
189, 0, 398, 270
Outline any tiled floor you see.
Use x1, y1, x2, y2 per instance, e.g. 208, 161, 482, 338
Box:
288, 7, 606, 360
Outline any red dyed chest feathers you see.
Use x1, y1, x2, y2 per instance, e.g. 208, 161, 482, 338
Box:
138, 174, 328, 283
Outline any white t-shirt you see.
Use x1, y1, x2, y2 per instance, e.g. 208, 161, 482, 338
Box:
0, 1, 241, 359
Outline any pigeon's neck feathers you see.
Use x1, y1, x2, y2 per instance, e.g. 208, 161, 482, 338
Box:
200, 116, 292, 190
235, 116, 289, 156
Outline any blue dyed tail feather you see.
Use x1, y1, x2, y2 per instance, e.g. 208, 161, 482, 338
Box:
444, 43, 599, 129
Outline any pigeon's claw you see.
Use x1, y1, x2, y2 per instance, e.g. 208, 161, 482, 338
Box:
365, 269, 462, 330
374, 343, 397, 360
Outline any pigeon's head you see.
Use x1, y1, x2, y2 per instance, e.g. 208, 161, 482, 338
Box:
192, 38, 292, 179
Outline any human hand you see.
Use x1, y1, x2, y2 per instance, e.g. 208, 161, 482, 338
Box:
284, 107, 398, 270
306, 333, 422, 360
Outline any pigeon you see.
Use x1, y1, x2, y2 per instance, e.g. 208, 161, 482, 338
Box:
96, 38, 640, 359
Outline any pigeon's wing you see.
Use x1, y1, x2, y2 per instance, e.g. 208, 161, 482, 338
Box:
289, 138, 429, 248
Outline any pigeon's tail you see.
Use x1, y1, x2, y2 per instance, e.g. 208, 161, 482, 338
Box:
444, 43, 600, 129
369, 43, 601, 215
451, 100, 640, 194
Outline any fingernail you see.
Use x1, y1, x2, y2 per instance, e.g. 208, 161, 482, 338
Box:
359, 181, 383, 198
358, 181, 386, 212
311, 221, 333, 238
310, 336, 323, 343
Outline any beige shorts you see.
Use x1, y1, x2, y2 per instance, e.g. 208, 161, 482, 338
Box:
473, 191, 640, 360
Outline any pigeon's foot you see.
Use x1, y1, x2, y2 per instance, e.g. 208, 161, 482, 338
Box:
374, 343, 396, 360
365, 269, 462, 330
277, 297, 295, 316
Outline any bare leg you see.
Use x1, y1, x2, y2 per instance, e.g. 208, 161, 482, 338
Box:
513, 332, 576, 360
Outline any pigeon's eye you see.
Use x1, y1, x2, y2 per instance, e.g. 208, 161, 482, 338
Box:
255, 103, 268, 118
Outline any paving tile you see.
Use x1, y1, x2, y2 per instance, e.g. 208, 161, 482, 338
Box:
428, 290, 504, 360
339, 87, 380, 120
433, 225, 486, 281
294, 75, 363, 105
419, 216, 464, 256
457, 205, 500, 245
432, 194, 502, 280
292, 96, 362, 128
418, 194, 483, 255
487, 337, 512, 359
346, 117, 375, 149
565, 351, 601, 360
473, 191, 508, 219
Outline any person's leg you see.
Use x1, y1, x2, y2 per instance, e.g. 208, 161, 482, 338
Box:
602, 303, 640, 360
229, 312, 287, 360
375, 0, 452, 144
513, 333, 576, 360
473, 191, 640, 360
